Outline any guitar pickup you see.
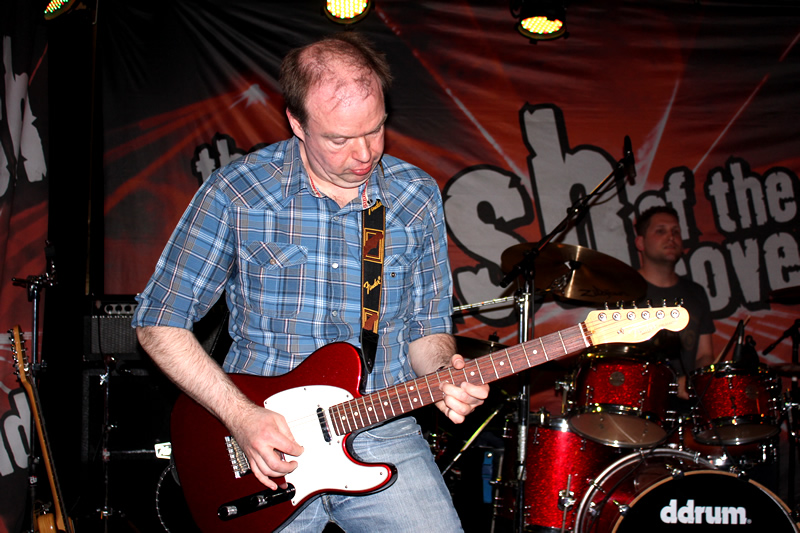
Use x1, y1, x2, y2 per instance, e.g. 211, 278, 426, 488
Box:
217, 484, 296, 521
317, 407, 331, 442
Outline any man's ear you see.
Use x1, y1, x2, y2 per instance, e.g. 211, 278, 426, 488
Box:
286, 109, 305, 141
634, 235, 644, 253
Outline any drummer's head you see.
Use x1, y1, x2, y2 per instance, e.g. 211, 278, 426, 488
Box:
635, 205, 680, 236
635, 205, 683, 264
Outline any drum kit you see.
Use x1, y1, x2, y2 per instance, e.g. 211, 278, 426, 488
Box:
448, 242, 800, 533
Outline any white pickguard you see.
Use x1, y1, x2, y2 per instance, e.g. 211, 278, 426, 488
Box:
265, 385, 392, 506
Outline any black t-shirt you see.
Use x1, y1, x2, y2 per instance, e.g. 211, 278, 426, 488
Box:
637, 277, 715, 376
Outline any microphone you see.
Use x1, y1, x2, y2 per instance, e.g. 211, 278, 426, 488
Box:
623, 135, 636, 185
730, 320, 745, 363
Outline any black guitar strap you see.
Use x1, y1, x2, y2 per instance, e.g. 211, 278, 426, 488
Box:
361, 198, 385, 374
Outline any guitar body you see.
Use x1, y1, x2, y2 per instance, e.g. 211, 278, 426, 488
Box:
171, 342, 396, 533
34, 512, 55, 533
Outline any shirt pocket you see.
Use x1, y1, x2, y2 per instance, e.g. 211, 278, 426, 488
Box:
239, 241, 308, 319
382, 224, 425, 319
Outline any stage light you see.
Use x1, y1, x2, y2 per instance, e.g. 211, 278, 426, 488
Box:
324, 0, 372, 25
511, 0, 566, 41
44, 0, 78, 20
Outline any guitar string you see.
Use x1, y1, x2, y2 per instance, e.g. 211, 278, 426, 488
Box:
284, 309, 681, 437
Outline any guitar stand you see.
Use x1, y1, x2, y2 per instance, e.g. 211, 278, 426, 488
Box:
12, 242, 58, 533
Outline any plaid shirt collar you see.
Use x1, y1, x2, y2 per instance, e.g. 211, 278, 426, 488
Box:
280, 136, 392, 211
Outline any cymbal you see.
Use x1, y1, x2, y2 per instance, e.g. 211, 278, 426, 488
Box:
769, 286, 800, 303
500, 242, 646, 303
455, 336, 506, 359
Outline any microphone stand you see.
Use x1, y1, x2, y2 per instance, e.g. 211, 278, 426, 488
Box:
499, 149, 632, 532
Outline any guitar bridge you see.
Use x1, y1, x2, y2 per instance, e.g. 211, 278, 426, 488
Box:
225, 436, 251, 478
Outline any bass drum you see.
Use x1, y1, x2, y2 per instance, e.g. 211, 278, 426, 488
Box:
574, 448, 798, 533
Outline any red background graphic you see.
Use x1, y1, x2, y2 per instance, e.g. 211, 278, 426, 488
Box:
2, 1, 800, 532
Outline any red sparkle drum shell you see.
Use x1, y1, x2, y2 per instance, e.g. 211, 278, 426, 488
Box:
569, 350, 676, 448
574, 448, 798, 533
495, 416, 618, 531
691, 362, 781, 446
666, 419, 777, 469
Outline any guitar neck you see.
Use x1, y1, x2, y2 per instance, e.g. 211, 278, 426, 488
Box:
10, 326, 74, 533
329, 323, 588, 436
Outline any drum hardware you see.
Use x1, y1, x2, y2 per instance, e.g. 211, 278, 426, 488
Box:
555, 378, 574, 416
453, 295, 517, 314
763, 316, 799, 514
574, 448, 799, 533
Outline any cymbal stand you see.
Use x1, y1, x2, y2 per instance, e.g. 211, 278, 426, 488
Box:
514, 282, 533, 533
11, 241, 58, 533
764, 319, 800, 517
498, 139, 634, 532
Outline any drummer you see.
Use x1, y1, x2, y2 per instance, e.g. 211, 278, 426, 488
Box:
634, 205, 715, 400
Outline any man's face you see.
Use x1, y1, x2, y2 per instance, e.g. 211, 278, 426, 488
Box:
287, 68, 386, 192
636, 212, 683, 265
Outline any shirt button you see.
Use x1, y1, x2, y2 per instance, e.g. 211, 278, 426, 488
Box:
333, 216, 340, 221
332, 262, 339, 269
270, 259, 277, 265
332, 310, 338, 317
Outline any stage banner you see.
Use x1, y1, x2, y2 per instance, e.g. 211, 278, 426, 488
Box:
0, 1, 50, 532
100, 1, 800, 375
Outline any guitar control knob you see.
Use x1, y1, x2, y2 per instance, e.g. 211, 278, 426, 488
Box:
218, 505, 238, 518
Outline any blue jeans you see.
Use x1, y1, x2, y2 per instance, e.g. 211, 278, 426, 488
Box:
278, 417, 463, 532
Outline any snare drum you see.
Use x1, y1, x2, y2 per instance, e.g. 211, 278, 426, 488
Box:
691, 362, 781, 446
494, 415, 617, 531
574, 448, 798, 533
569, 348, 676, 448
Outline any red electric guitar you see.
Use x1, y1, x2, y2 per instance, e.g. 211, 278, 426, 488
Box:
170, 306, 688, 533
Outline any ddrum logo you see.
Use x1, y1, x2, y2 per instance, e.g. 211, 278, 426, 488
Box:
660, 499, 748, 525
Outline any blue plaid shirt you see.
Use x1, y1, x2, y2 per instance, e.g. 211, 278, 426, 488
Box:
132, 137, 453, 393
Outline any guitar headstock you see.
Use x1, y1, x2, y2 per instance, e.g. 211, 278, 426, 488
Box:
585, 305, 689, 346
8, 325, 30, 386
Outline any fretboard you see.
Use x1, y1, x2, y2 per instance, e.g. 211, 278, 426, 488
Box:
328, 322, 590, 436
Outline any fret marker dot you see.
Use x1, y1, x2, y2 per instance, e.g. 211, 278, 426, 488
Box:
470, 371, 476, 376
533, 350, 538, 354
409, 386, 415, 391
499, 362, 505, 366
383, 401, 389, 406
412, 398, 418, 403
354, 412, 359, 417
368, 407, 373, 411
